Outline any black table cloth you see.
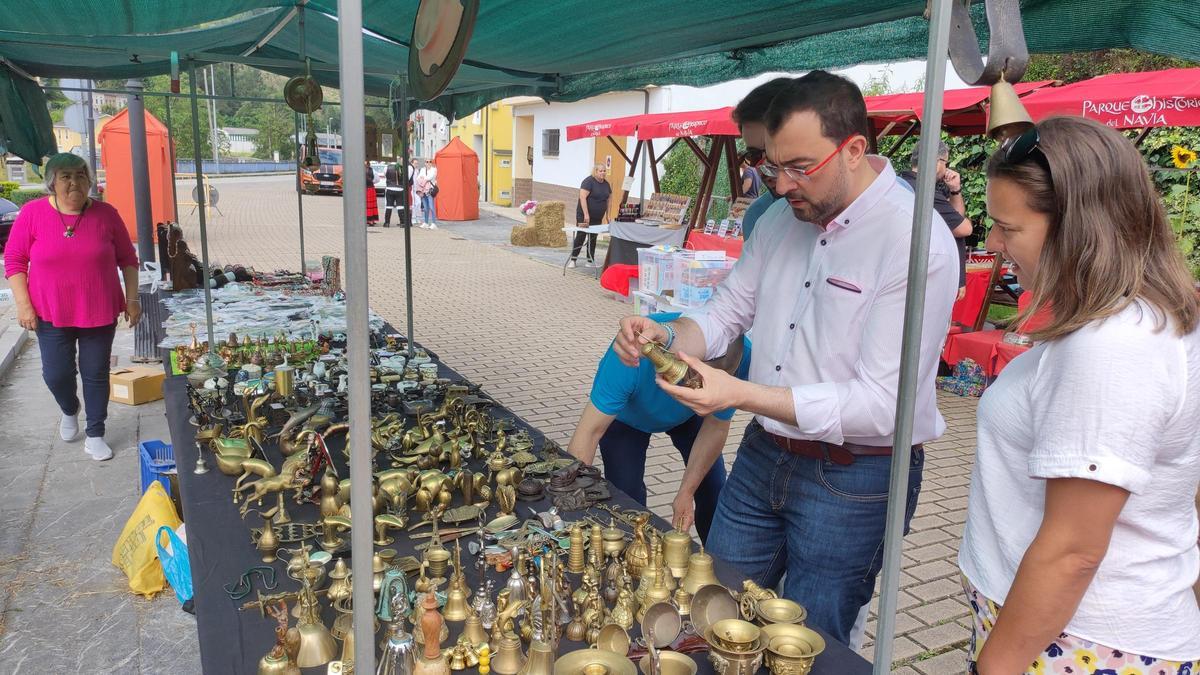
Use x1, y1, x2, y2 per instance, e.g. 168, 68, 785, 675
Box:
164, 339, 871, 674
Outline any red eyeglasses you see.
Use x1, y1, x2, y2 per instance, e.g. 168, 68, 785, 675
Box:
757, 135, 858, 183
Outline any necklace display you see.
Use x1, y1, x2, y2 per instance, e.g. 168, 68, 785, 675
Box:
54, 197, 88, 238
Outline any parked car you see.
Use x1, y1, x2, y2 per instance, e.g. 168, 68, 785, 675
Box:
0, 198, 18, 253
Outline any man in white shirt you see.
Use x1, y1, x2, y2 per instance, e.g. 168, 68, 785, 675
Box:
613, 71, 958, 643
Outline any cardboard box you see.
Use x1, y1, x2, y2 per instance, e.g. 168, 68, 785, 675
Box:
110, 366, 166, 405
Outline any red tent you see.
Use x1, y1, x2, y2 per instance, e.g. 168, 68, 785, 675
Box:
635, 107, 738, 140
433, 137, 479, 221
97, 108, 177, 242
565, 107, 739, 142
866, 81, 1055, 136
1019, 67, 1200, 129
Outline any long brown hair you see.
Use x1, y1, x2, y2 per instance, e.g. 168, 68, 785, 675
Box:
987, 116, 1199, 340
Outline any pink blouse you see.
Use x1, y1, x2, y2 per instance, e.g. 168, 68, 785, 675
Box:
4, 197, 138, 328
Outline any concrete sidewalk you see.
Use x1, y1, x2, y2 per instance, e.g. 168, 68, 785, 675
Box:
0, 328, 200, 674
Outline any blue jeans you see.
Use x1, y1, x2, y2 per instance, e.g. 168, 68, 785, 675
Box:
36, 320, 117, 438
598, 416, 726, 542
706, 421, 924, 644
420, 193, 436, 224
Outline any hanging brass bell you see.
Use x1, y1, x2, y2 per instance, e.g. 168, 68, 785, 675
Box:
490, 632, 526, 675
680, 545, 720, 596
987, 74, 1034, 141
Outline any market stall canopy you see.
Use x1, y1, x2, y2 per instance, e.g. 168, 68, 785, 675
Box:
1, 1, 1198, 121
1019, 67, 1200, 129
566, 107, 738, 143
866, 80, 1055, 136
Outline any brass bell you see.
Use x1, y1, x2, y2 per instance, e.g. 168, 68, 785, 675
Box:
294, 621, 338, 668
443, 586, 470, 623
987, 73, 1035, 141
662, 529, 693, 579
680, 545, 720, 596
640, 341, 702, 388
517, 639, 555, 675
490, 632, 526, 675
463, 611, 490, 651
674, 586, 692, 616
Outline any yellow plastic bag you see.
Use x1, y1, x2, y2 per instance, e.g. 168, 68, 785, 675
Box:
111, 481, 182, 598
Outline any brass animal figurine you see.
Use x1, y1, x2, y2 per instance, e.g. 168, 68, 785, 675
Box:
238, 465, 306, 516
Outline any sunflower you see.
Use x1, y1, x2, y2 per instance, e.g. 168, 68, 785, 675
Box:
1172, 145, 1197, 169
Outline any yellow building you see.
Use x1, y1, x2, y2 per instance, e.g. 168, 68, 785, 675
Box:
449, 99, 516, 206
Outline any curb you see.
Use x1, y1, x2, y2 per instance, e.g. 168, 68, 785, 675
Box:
0, 322, 28, 380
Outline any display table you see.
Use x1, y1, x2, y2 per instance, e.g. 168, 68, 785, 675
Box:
686, 231, 743, 259
603, 221, 689, 268
165, 331, 871, 674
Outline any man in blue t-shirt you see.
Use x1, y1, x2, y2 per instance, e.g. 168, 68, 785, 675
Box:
567, 312, 751, 542
733, 77, 792, 241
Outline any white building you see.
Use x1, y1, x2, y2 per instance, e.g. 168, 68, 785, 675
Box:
511, 60, 968, 208
219, 127, 259, 156
412, 110, 449, 160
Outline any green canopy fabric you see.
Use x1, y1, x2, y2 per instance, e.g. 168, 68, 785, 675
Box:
0, 0, 1197, 122
0, 63, 56, 162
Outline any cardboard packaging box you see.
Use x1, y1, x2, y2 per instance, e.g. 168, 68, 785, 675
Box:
109, 366, 165, 405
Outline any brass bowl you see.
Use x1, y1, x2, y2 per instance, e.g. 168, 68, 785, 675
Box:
763, 624, 825, 674
639, 651, 697, 675
424, 547, 450, 578
690, 584, 739, 637
709, 619, 760, 653
754, 598, 807, 626
595, 623, 631, 655
554, 648, 637, 675
640, 602, 682, 648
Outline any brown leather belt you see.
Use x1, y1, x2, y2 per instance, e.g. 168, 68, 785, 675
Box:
765, 431, 904, 466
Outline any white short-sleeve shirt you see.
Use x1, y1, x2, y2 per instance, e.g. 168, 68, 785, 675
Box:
960, 300, 1200, 659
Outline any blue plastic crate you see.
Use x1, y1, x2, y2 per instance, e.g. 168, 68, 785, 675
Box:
139, 440, 175, 496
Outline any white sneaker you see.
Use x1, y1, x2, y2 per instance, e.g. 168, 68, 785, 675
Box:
567, 260, 577, 269
420, 223, 430, 229
84, 437, 114, 461
60, 413, 79, 441
428, 223, 438, 229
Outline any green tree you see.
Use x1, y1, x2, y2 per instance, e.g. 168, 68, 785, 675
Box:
1025, 49, 1195, 84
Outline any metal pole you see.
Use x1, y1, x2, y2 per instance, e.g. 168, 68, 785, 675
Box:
165, 98, 180, 221
207, 66, 221, 175
188, 62, 218, 355
84, 81, 98, 188
125, 79, 156, 263
871, 1, 952, 671
335, 2, 374, 672
399, 79, 415, 360
295, 110, 307, 275
296, 2, 307, 276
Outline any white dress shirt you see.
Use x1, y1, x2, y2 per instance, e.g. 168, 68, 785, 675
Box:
686, 157, 958, 446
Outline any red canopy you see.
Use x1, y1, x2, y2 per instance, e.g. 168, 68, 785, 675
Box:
866, 81, 1055, 136
566, 107, 738, 142
635, 107, 738, 140
1019, 67, 1200, 129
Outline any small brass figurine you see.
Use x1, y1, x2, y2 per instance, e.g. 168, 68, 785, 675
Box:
640, 340, 703, 388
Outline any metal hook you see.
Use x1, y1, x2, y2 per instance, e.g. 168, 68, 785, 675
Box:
945, 0, 1029, 85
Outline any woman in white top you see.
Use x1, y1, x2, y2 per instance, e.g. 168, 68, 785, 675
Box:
414, 159, 438, 228
959, 116, 1200, 674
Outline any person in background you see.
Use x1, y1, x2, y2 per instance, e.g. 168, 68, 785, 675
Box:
612, 71, 958, 643
566, 312, 751, 541
740, 155, 762, 200
959, 117, 1200, 674
4, 153, 141, 461
732, 77, 792, 240
382, 159, 412, 228
365, 161, 379, 227
415, 158, 438, 229
569, 164, 612, 268
899, 140, 972, 296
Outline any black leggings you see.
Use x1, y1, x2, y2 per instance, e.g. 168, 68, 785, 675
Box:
570, 231, 597, 262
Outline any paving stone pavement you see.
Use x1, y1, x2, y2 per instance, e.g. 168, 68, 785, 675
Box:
172, 175, 979, 671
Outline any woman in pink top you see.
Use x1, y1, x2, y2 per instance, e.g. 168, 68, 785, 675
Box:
4, 153, 140, 460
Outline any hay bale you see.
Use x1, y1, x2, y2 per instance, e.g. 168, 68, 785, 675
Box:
510, 201, 568, 247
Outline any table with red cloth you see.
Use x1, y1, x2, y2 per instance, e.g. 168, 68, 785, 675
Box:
951, 267, 992, 328
942, 292, 1048, 377
685, 231, 742, 258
